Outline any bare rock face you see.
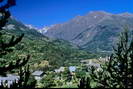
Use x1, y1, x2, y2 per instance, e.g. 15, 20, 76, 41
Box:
42, 11, 133, 52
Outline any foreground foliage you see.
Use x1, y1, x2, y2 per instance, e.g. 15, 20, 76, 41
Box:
78, 29, 133, 88
0, 0, 36, 88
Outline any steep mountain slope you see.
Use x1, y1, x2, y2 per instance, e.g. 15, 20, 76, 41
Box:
45, 11, 111, 40
44, 11, 133, 53
4, 17, 45, 38
2, 17, 98, 70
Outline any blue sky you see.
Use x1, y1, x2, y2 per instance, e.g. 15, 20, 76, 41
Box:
10, 0, 133, 28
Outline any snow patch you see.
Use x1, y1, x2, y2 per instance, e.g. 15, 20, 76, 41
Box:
38, 27, 49, 34
25, 24, 38, 30
6, 24, 15, 30
38, 25, 55, 34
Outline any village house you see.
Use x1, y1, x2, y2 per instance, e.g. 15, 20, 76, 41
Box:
81, 59, 102, 72
54, 67, 65, 73
32, 71, 45, 81
0, 74, 19, 88
98, 56, 109, 62
69, 66, 76, 73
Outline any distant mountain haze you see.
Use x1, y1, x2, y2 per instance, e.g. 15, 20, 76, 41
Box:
41, 11, 133, 52
5, 11, 133, 53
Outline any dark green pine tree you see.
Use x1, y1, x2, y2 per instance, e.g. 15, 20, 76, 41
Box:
97, 29, 133, 88
78, 77, 91, 88
106, 29, 133, 88
78, 29, 133, 88
0, 0, 36, 88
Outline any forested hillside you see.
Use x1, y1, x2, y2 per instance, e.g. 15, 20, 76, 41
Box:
2, 18, 98, 71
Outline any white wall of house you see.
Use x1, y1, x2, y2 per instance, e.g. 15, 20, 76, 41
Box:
35, 76, 42, 81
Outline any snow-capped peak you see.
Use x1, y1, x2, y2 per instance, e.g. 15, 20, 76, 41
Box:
38, 25, 56, 34
25, 24, 38, 30
38, 26, 50, 34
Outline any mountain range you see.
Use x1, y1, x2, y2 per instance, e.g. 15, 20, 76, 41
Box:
3, 11, 133, 69
41, 11, 133, 53
2, 17, 98, 70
